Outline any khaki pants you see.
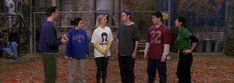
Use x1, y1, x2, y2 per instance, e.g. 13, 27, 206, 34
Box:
68, 58, 86, 83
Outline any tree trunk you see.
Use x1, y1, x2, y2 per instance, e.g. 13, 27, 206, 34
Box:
224, 0, 234, 56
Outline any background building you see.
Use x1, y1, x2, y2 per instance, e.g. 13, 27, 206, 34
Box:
0, 0, 231, 55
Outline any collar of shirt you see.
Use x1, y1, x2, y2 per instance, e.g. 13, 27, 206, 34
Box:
179, 27, 186, 33
155, 24, 162, 29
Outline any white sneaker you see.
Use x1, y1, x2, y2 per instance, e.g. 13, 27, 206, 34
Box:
166, 56, 171, 60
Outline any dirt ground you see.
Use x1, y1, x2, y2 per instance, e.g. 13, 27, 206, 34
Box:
0, 53, 233, 83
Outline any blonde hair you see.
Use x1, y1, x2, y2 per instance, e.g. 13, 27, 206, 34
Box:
95, 14, 107, 27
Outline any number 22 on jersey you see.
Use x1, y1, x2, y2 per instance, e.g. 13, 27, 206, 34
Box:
150, 30, 162, 44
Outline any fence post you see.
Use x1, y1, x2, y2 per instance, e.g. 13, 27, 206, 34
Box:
29, 0, 33, 54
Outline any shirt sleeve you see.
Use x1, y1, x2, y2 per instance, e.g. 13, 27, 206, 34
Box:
133, 24, 140, 41
91, 29, 106, 53
182, 29, 192, 39
85, 31, 89, 55
105, 28, 113, 50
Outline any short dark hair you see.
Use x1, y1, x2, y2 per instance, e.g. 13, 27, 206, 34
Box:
122, 8, 132, 16
152, 12, 163, 21
46, 6, 57, 16
176, 16, 187, 27
70, 17, 82, 26
122, 8, 132, 19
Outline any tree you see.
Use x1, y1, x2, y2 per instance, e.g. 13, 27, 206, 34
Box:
224, 0, 234, 56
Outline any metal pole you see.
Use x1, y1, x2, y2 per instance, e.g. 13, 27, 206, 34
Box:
168, 0, 171, 28
29, 0, 33, 54
33, 13, 36, 53
19, 14, 21, 56
32, 13, 37, 52
224, 0, 231, 52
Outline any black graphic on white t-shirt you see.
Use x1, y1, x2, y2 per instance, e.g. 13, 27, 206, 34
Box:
100, 32, 108, 45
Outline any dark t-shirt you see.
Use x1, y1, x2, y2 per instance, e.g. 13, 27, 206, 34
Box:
147, 24, 171, 59
117, 22, 140, 56
8, 32, 18, 42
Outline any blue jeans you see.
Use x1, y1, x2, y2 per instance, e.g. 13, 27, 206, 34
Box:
0, 44, 14, 56
1, 48, 14, 57
9, 42, 18, 58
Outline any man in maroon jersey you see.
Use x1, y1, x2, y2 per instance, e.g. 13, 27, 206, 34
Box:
144, 12, 171, 83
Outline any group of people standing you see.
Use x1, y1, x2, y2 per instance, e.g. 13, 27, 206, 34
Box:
38, 6, 198, 83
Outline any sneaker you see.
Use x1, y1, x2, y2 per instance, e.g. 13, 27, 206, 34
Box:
10, 55, 17, 60
12, 57, 17, 60
166, 56, 171, 60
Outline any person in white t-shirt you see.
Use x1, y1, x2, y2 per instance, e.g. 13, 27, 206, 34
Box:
91, 14, 113, 83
